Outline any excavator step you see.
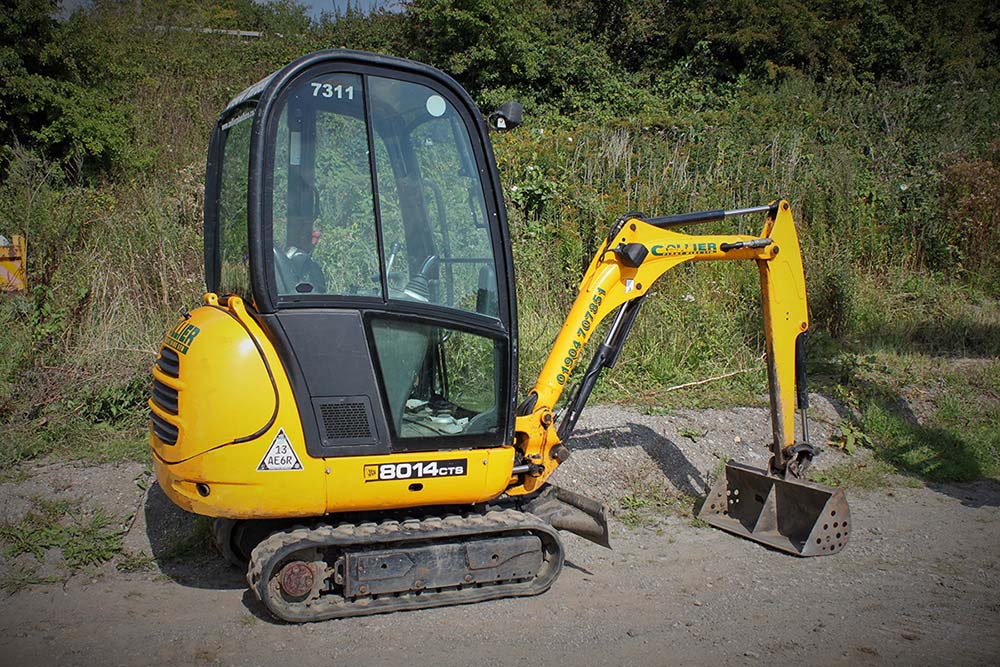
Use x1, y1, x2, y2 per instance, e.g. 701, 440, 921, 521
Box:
698, 460, 850, 557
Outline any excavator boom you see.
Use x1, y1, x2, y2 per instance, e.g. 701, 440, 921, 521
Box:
506, 200, 849, 556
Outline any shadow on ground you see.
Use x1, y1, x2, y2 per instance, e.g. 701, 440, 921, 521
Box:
241, 588, 279, 623
568, 422, 709, 497
815, 368, 995, 492
866, 319, 1000, 360
927, 479, 1000, 508
144, 484, 245, 590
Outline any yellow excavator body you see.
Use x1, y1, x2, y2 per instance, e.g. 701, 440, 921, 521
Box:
149, 48, 848, 623
151, 294, 515, 518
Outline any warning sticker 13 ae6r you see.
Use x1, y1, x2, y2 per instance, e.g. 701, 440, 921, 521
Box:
363, 459, 467, 482
257, 428, 303, 471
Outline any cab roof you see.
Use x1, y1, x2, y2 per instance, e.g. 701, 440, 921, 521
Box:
219, 49, 480, 123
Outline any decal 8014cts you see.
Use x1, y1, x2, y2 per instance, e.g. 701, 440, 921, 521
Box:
363, 459, 467, 482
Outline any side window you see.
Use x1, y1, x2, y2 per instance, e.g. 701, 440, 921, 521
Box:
218, 111, 253, 298
271, 73, 382, 298
370, 318, 500, 440
410, 117, 497, 316
369, 76, 499, 318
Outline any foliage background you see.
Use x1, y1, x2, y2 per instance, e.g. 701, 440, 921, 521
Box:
1, 0, 998, 482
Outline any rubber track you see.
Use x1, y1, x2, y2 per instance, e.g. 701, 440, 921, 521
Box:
247, 509, 564, 623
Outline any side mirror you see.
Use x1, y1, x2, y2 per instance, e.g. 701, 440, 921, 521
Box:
488, 101, 523, 131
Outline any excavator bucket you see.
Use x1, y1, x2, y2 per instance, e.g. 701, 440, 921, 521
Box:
698, 461, 850, 556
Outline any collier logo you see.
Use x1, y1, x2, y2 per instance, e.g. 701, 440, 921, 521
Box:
165, 321, 201, 355
650, 242, 718, 256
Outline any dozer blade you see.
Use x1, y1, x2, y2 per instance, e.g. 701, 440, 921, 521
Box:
523, 484, 611, 548
698, 460, 850, 556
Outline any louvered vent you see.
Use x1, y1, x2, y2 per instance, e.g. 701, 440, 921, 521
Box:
156, 347, 180, 377
151, 411, 179, 445
151, 378, 178, 414
151, 345, 181, 445
320, 401, 372, 440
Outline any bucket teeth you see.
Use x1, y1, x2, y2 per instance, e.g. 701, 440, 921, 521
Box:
698, 460, 850, 557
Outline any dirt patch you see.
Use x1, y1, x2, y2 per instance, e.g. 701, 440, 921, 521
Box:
0, 460, 147, 526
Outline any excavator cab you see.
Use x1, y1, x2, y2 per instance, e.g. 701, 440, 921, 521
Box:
205, 51, 518, 460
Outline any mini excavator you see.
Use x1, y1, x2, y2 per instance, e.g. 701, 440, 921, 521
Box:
149, 50, 849, 623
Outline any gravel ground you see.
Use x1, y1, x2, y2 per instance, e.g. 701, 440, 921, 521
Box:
0, 400, 997, 666
547, 393, 851, 504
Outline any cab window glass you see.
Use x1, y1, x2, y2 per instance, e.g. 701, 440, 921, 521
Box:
218, 110, 253, 298
370, 318, 500, 440
369, 76, 499, 318
271, 73, 382, 298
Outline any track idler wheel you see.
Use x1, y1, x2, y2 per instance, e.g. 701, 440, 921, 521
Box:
278, 561, 316, 600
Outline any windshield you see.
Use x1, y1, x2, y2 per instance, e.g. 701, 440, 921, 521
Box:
269, 71, 500, 319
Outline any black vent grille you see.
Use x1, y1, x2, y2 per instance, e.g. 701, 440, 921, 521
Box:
151, 411, 178, 445
156, 347, 180, 378
320, 402, 372, 440
151, 345, 180, 444
151, 379, 178, 414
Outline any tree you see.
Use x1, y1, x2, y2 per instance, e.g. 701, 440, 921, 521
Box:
403, 0, 638, 117
0, 0, 136, 175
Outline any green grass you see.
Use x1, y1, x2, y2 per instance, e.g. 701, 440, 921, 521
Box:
679, 427, 708, 442
811, 459, 911, 490
0, 566, 65, 595
795, 268, 1000, 488
0, 498, 77, 560
615, 480, 702, 529
116, 550, 156, 573
0, 418, 149, 471
0, 468, 31, 484
605, 270, 1000, 492
0, 496, 169, 592
0, 497, 126, 579
824, 355, 999, 484
627, 376, 769, 412
0, 156, 199, 472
